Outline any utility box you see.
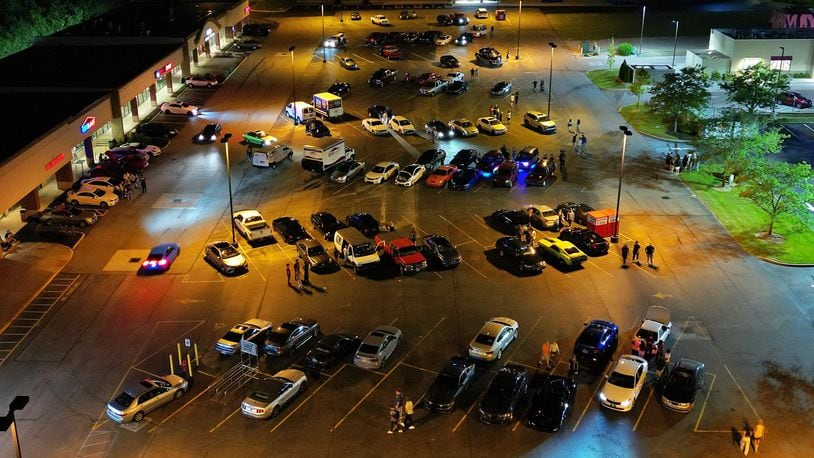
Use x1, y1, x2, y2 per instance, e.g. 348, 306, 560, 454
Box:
586, 209, 618, 238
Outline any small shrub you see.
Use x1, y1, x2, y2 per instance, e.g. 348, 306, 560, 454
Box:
792, 72, 809, 79
617, 43, 635, 56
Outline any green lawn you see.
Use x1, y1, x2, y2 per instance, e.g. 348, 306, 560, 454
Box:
619, 105, 690, 141
586, 69, 626, 90
681, 167, 814, 264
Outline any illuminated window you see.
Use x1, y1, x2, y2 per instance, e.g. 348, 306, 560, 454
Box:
770, 56, 791, 71
738, 57, 762, 70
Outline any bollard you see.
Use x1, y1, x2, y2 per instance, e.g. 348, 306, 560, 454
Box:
169, 354, 174, 375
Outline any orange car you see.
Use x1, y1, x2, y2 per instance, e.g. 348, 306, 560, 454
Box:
425, 165, 458, 187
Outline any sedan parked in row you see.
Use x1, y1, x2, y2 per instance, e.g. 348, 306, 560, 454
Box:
558, 228, 609, 256
478, 116, 507, 135
354, 326, 402, 369
184, 74, 218, 88
495, 237, 546, 274
263, 318, 320, 356
67, 187, 119, 208
38, 206, 98, 227
537, 237, 588, 268
421, 234, 462, 268
272, 217, 309, 244
423, 357, 476, 413
241, 370, 307, 419
364, 161, 399, 184
525, 376, 577, 432
394, 164, 426, 186
660, 358, 705, 412
215, 319, 272, 355
330, 160, 366, 183
469, 317, 519, 361
599, 355, 648, 412
479, 364, 528, 424
487, 209, 531, 235
304, 331, 362, 370
296, 239, 334, 270
362, 118, 389, 136
106, 375, 188, 423
339, 56, 359, 70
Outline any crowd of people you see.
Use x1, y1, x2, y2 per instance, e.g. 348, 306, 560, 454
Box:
665, 151, 699, 175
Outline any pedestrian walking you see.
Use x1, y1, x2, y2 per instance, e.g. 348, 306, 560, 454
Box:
410, 227, 417, 243
631, 335, 641, 357
567, 119, 573, 133
140, 175, 147, 193
394, 389, 405, 408
645, 243, 655, 267
663, 349, 671, 366
621, 244, 629, 266
506, 50, 510, 60
532, 80, 537, 92
404, 399, 415, 430
740, 428, 752, 455
388, 406, 399, 434
490, 25, 494, 36
752, 419, 766, 452
550, 340, 559, 363
293, 259, 301, 282
576, 118, 581, 133
559, 149, 566, 167
470, 67, 475, 77
539, 340, 552, 369
569, 354, 579, 375
558, 209, 565, 228
632, 241, 641, 264
540, 78, 545, 92
572, 134, 578, 152
514, 91, 520, 105
303, 261, 310, 285
285, 263, 291, 285
580, 134, 587, 152
506, 110, 512, 124
567, 208, 575, 227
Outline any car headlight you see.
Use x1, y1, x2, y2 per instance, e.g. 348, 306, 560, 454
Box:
598, 392, 607, 401
210, 135, 217, 141
619, 399, 631, 407
198, 134, 204, 140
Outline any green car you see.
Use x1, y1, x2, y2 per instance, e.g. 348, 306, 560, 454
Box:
537, 237, 588, 267
243, 130, 278, 147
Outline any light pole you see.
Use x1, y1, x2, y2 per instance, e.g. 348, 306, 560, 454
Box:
289, 45, 297, 126
515, 1, 522, 60
339, 1, 343, 22
547, 42, 557, 116
638, 6, 646, 56
772, 46, 785, 117
321, 4, 327, 63
0, 395, 30, 458
220, 133, 236, 246
611, 126, 633, 244
671, 20, 679, 67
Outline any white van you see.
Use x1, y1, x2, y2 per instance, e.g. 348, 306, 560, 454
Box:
249, 143, 294, 168
333, 228, 380, 273
285, 101, 316, 123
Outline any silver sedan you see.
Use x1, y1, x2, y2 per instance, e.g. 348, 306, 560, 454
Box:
354, 326, 402, 369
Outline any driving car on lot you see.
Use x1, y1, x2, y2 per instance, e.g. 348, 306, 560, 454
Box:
660, 359, 705, 412
160, 100, 199, 116
525, 161, 555, 187
435, 34, 452, 45
556, 202, 594, 225
574, 320, 619, 372
67, 187, 119, 208
558, 227, 609, 256
296, 239, 334, 270
400, 10, 417, 20
305, 119, 331, 138
778, 90, 812, 108
371, 15, 390, 25
425, 121, 454, 140
345, 212, 380, 237
184, 74, 218, 88
389, 116, 416, 134
475, 7, 489, 19
495, 236, 546, 274
369, 68, 398, 88
304, 331, 362, 370
469, 317, 518, 361
330, 160, 365, 183
454, 32, 474, 46
493, 161, 518, 188
394, 164, 426, 186
477, 150, 505, 176
380, 45, 402, 59
196, 123, 222, 143
263, 318, 320, 356
272, 216, 309, 244
327, 82, 351, 96
421, 234, 462, 267
449, 168, 483, 191
243, 130, 278, 147
117, 142, 162, 158
491, 81, 512, 96
362, 118, 389, 136
479, 364, 528, 424
635, 306, 672, 345
515, 146, 540, 171
367, 104, 393, 119
351, 11, 361, 20
437, 14, 454, 26
440, 55, 460, 68
365, 161, 399, 184
138, 242, 181, 274
324, 32, 347, 48
488, 209, 531, 235
478, 116, 507, 135
476, 47, 503, 67
599, 355, 648, 412
241, 370, 307, 419
449, 118, 478, 137
524, 111, 557, 133
339, 56, 359, 70
204, 240, 247, 274
216, 319, 272, 355
537, 237, 588, 268
354, 326, 402, 369
426, 165, 457, 187
38, 206, 98, 227
416, 148, 447, 171
106, 375, 188, 423
525, 376, 577, 432
311, 211, 348, 240
423, 357, 476, 413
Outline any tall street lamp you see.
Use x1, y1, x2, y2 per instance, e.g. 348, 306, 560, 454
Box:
289, 45, 297, 125
321, 4, 327, 63
638, 6, 646, 56
515, 1, 522, 60
220, 133, 236, 246
772, 46, 785, 118
339, 1, 343, 22
547, 42, 557, 117
0, 395, 30, 458
611, 126, 633, 244
671, 20, 679, 67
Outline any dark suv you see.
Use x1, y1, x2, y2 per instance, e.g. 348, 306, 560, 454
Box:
369, 68, 398, 88
440, 55, 460, 68
437, 14, 454, 26
135, 123, 178, 138
573, 320, 618, 372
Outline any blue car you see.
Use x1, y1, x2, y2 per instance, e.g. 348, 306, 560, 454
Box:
449, 168, 483, 190
139, 243, 181, 274
573, 320, 619, 372
477, 150, 505, 177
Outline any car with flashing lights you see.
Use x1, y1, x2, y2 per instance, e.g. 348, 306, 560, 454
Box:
488, 209, 531, 235
778, 90, 812, 108
368, 68, 398, 88
491, 81, 513, 96
394, 164, 426, 187
421, 234, 462, 268
310, 211, 348, 241
136, 123, 178, 138
339, 56, 359, 70
524, 111, 557, 133
233, 210, 274, 243
327, 82, 351, 97
304, 331, 362, 370
449, 168, 483, 191
67, 187, 119, 208
216, 319, 272, 355
525, 160, 555, 187
160, 100, 199, 116
380, 45, 402, 59
296, 238, 333, 270
469, 317, 518, 361
524, 204, 560, 230
661, 358, 706, 412
515, 146, 540, 171
537, 237, 588, 268
243, 130, 277, 147
329, 160, 365, 183
495, 236, 546, 274
106, 375, 188, 423
476, 47, 503, 67
454, 32, 474, 46
354, 326, 402, 369
477, 116, 507, 135
599, 355, 648, 412
635, 306, 672, 345
374, 232, 428, 274
389, 115, 416, 134
556, 202, 595, 226
362, 118, 389, 136
367, 104, 393, 119
38, 206, 98, 228
423, 357, 476, 413
184, 74, 218, 88
416, 148, 447, 171
525, 375, 577, 432
138, 242, 180, 274
324, 32, 347, 48
477, 150, 505, 176
475, 8, 489, 19
364, 161, 399, 184
449, 118, 478, 137
435, 33, 452, 45
447, 80, 469, 94
240, 369, 307, 419
204, 241, 247, 274
450, 149, 480, 169
272, 216, 309, 244
440, 55, 460, 68
371, 15, 390, 25
493, 161, 518, 188
263, 319, 320, 356
558, 227, 609, 256
195, 123, 222, 143
479, 364, 528, 424
574, 320, 619, 372
80, 176, 124, 194
426, 165, 458, 187
345, 212, 380, 237
470, 24, 488, 37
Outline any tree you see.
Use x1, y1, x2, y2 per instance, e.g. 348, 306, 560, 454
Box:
629, 69, 651, 110
720, 61, 791, 118
739, 158, 814, 236
648, 66, 711, 133
607, 36, 616, 69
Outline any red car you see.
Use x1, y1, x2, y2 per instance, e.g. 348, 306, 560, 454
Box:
380, 45, 402, 60
417, 72, 441, 85
426, 165, 458, 187
374, 233, 428, 275
778, 91, 812, 108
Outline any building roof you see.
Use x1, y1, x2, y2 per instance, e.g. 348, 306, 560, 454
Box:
716, 27, 814, 40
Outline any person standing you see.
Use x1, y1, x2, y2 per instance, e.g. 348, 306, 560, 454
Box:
293, 259, 301, 282
394, 389, 405, 409
752, 419, 766, 452
580, 134, 587, 152
410, 227, 417, 243
403, 399, 415, 430
540, 340, 552, 369
303, 261, 310, 285
621, 244, 629, 266
387, 406, 399, 434
558, 209, 565, 228
514, 91, 520, 106
631, 335, 641, 357
740, 428, 752, 455
572, 134, 578, 152
550, 340, 560, 365
632, 241, 641, 264
506, 110, 512, 124
576, 118, 581, 133
645, 243, 655, 267
559, 149, 566, 167
663, 349, 671, 367
539, 78, 545, 92
532, 80, 537, 92
567, 119, 573, 133
140, 175, 147, 193
567, 208, 575, 227
569, 354, 579, 376
285, 263, 291, 285
490, 25, 494, 37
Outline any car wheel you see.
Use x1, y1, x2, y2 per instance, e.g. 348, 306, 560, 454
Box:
133, 411, 145, 422
174, 389, 185, 400
71, 200, 80, 206
207, 83, 213, 88
518, 262, 524, 272
288, 152, 294, 161
299, 381, 307, 394
79, 221, 88, 228
271, 406, 281, 417
100, 202, 108, 209
399, 265, 405, 275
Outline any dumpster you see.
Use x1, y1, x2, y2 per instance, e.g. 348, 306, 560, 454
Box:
496, 9, 507, 20
586, 209, 618, 238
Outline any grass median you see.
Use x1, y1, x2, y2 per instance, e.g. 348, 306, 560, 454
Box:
586, 69, 627, 90
618, 104, 698, 142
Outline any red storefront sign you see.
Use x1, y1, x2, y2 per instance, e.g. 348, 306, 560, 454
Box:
45, 153, 66, 171
154, 62, 173, 79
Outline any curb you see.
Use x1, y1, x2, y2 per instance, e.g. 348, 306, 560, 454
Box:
760, 257, 814, 268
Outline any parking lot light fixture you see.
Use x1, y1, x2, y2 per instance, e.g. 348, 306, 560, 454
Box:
1, 395, 30, 458
671, 20, 679, 67
639, 6, 646, 56
611, 126, 633, 243
772, 46, 785, 118
321, 4, 327, 63
220, 133, 236, 246
548, 42, 557, 117
289, 45, 297, 125
515, 1, 522, 60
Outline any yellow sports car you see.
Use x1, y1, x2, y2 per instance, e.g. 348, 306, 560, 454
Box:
537, 237, 588, 267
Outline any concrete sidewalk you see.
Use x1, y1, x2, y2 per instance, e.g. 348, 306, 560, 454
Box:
0, 243, 72, 334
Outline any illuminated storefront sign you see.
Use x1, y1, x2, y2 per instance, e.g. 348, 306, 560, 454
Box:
154, 62, 173, 79
80, 116, 96, 134
45, 153, 66, 171
244, 5, 251, 14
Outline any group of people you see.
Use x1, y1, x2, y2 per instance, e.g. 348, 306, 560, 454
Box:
537, 340, 560, 370
620, 241, 656, 268
571, 133, 588, 154
285, 258, 311, 290
739, 419, 767, 455
665, 151, 698, 175
558, 208, 576, 228
119, 171, 147, 200
1, 229, 17, 252
388, 389, 416, 434
632, 335, 671, 375
517, 223, 537, 245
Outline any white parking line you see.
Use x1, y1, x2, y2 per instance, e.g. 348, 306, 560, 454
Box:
410, 52, 433, 63
506, 315, 543, 362
724, 364, 760, 419
693, 372, 717, 432
438, 215, 489, 249
271, 364, 347, 434
572, 366, 611, 432
209, 408, 241, 433
632, 388, 654, 431
585, 259, 614, 277
469, 213, 491, 231
462, 259, 488, 279
452, 390, 485, 432
352, 53, 374, 64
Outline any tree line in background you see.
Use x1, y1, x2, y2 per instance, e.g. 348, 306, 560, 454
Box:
0, 0, 126, 59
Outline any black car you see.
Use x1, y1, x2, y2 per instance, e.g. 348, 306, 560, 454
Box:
450, 149, 480, 169
660, 359, 705, 412
400, 10, 417, 20
525, 376, 577, 432
242, 23, 271, 36
233, 40, 261, 51
476, 47, 503, 67
556, 202, 594, 225
493, 161, 518, 188
421, 234, 462, 268
424, 357, 476, 413
272, 216, 309, 244
327, 82, 351, 97
478, 364, 528, 424
491, 81, 512, 96
559, 228, 609, 256
495, 236, 546, 274
365, 32, 387, 46
311, 211, 348, 241
345, 212, 380, 237
515, 146, 540, 171
437, 14, 454, 26
440, 55, 460, 68
369, 68, 398, 88
263, 318, 320, 356
446, 80, 469, 95
135, 123, 178, 138
305, 119, 331, 138
477, 150, 505, 176
401, 32, 419, 43
416, 149, 447, 171
195, 123, 222, 143
449, 168, 483, 191
425, 120, 454, 140
367, 104, 393, 119
573, 320, 619, 372
418, 30, 443, 44
454, 32, 474, 46
304, 331, 361, 370
525, 161, 554, 186
487, 209, 531, 235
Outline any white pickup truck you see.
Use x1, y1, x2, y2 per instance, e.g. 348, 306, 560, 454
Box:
233, 210, 274, 243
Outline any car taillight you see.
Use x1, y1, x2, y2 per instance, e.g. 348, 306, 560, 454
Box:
159, 259, 168, 266
142, 260, 150, 267
486, 351, 494, 355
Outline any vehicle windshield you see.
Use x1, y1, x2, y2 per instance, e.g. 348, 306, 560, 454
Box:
221, 245, 240, 258
353, 243, 376, 256
635, 329, 657, 341
433, 169, 449, 176
564, 247, 581, 255
577, 328, 602, 347
608, 372, 635, 389
460, 121, 472, 128
475, 334, 495, 345
358, 343, 380, 354
93, 189, 105, 197
244, 215, 262, 223
308, 246, 325, 256
399, 120, 410, 126
668, 370, 694, 389
397, 246, 419, 256
222, 331, 242, 342
372, 166, 386, 173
